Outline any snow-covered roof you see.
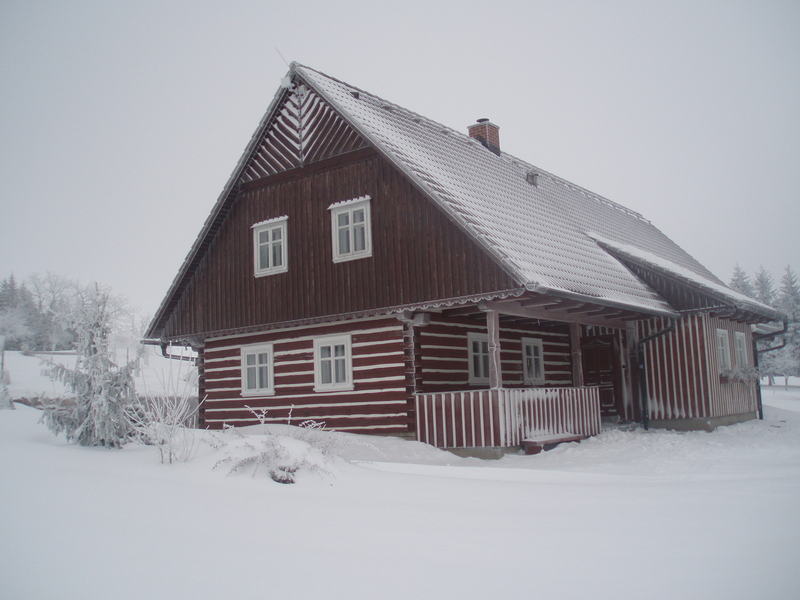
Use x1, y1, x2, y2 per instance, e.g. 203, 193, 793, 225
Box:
292, 64, 729, 316
147, 63, 782, 339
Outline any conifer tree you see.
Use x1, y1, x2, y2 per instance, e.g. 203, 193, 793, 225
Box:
41, 283, 137, 447
729, 264, 755, 298
753, 266, 776, 307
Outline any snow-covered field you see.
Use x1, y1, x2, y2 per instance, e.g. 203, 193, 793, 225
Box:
1, 355, 799, 599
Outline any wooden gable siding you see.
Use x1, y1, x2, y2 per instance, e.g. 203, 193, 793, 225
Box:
417, 314, 573, 394
199, 316, 408, 432
637, 314, 757, 422
240, 85, 369, 181
161, 151, 517, 340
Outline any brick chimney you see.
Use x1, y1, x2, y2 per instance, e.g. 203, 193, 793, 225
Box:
467, 119, 500, 154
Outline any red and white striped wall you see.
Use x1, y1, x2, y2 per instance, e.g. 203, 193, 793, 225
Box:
199, 315, 409, 433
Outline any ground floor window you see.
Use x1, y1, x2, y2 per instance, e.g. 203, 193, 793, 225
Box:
314, 335, 353, 391
522, 337, 545, 385
468, 332, 490, 384
241, 343, 274, 395
715, 329, 731, 371
733, 331, 748, 367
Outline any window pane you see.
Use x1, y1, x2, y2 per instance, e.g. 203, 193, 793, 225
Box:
259, 244, 270, 270
246, 367, 256, 390
246, 354, 256, 366
272, 240, 282, 267
338, 227, 350, 254
321, 346, 331, 359
321, 360, 332, 384
271, 226, 281, 241
259, 230, 270, 244
481, 354, 490, 379
334, 357, 346, 383
353, 223, 366, 252
258, 365, 269, 388
334, 344, 346, 357
338, 213, 349, 227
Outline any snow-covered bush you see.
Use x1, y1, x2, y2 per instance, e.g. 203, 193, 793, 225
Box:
128, 393, 199, 463
40, 284, 139, 448
127, 349, 199, 463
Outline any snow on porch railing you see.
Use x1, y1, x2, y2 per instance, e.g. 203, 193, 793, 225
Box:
414, 387, 601, 448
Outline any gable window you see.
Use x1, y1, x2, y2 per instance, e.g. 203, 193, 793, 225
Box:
252, 216, 288, 276
521, 337, 545, 385
733, 331, 748, 367
468, 332, 490, 384
328, 196, 372, 263
314, 335, 353, 391
241, 343, 274, 396
715, 329, 731, 371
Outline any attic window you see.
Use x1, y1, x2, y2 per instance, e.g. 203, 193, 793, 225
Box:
526, 171, 539, 186
328, 196, 372, 263
252, 216, 288, 277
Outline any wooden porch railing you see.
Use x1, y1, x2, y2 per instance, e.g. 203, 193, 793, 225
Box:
415, 387, 601, 448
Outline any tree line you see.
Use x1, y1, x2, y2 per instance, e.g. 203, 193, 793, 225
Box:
0, 273, 137, 353
729, 264, 800, 382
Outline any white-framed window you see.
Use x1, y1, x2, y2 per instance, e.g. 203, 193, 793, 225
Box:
715, 329, 731, 371
328, 196, 372, 263
241, 343, 274, 396
468, 332, 490, 384
733, 331, 748, 367
313, 335, 353, 391
521, 337, 545, 385
252, 216, 288, 277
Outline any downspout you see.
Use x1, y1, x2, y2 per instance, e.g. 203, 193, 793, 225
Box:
636, 318, 677, 431
140, 339, 197, 362
752, 318, 789, 420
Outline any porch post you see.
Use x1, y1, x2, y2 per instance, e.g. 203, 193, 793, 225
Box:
486, 309, 503, 389
570, 322, 584, 387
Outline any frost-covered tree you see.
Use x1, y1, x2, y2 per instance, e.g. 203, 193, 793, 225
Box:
27, 272, 77, 351
0, 335, 13, 409
41, 283, 138, 448
765, 266, 800, 381
753, 266, 776, 307
0, 275, 37, 350
729, 264, 755, 298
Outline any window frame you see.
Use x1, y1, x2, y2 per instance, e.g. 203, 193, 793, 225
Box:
252, 216, 288, 277
733, 331, 748, 367
521, 337, 545, 385
328, 196, 372, 263
715, 328, 732, 371
468, 332, 491, 385
240, 343, 275, 396
313, 335, 354, 392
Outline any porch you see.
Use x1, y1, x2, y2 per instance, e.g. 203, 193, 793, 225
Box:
415, 386, 601, 449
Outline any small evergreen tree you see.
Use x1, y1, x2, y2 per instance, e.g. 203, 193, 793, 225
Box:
753, 266, 776, 307
41, 284, 138, 448
729, 264, 755, 298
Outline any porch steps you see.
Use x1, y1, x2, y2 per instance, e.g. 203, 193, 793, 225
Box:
521, 433, 586, 455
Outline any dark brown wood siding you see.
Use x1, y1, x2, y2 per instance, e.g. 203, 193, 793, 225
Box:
162, 151, 517, 339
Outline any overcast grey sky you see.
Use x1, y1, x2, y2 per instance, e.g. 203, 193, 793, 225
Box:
1, 0, 798, 319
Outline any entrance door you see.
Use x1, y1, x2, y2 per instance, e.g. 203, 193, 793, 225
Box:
581, 334, 622, 417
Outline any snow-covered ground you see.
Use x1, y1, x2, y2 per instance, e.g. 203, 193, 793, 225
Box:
1, 356, 799, 599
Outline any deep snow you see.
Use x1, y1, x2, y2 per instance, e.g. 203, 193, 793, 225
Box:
1, 360, 799, 599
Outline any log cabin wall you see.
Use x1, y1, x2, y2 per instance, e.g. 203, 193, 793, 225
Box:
161, 150, 517, 340
199, 315, 407, 432
417, 314, 573, 393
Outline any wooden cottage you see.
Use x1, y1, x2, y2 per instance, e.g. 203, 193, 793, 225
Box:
145, 63, 785, 452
